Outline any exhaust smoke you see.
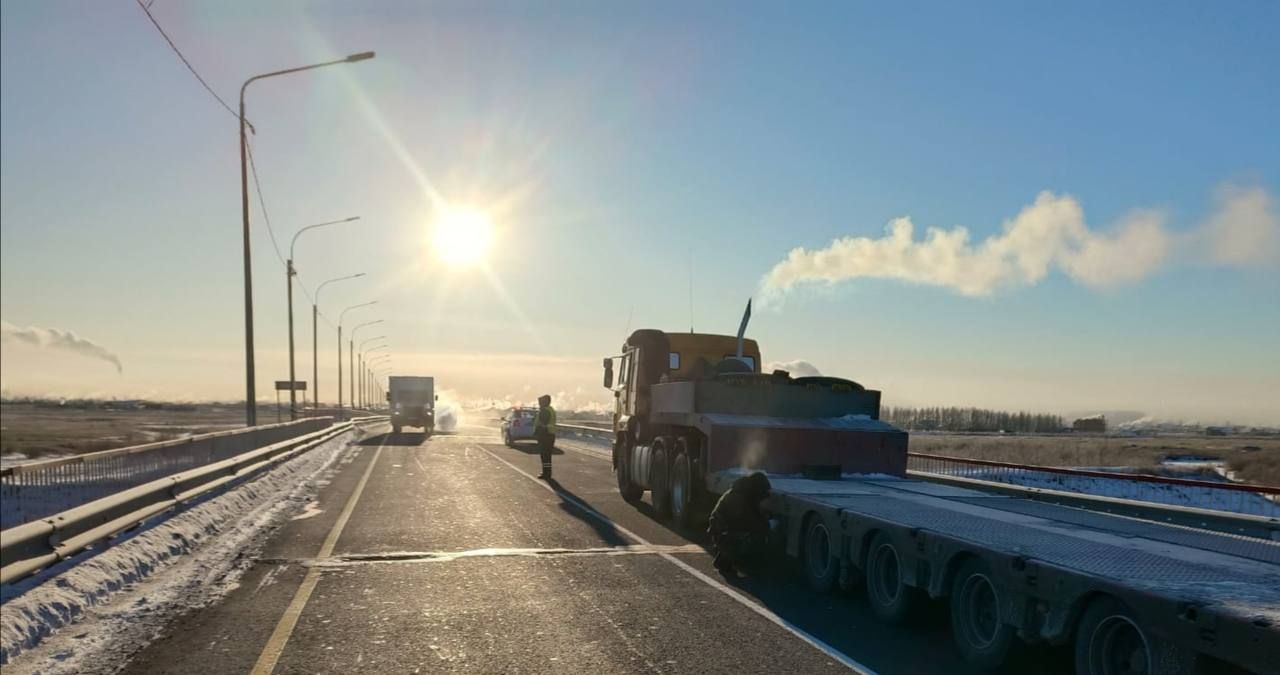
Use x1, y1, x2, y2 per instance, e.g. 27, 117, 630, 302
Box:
1, 321, 123, 373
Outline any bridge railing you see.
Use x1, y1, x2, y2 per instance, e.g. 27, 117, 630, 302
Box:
0, 416, 388, 585
558, 423, 1279, 521
906, 452, 1280, 517
0, 417, 334, 529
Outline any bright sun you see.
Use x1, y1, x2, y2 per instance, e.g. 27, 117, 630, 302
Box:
432, 207, 493, 266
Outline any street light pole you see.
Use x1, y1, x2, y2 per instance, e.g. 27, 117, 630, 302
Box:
358, 337, 386, 409
314, 273, 364, 408
361, 344, 387, 409
351, 320, 383, 411
238, 51, 375, 427
337, 302, 377, 417
287, 217, 359, 419
366, 354, 390, 409
364, 354, 388, 410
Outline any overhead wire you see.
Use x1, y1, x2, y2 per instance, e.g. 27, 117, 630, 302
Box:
134, 0, 329, 320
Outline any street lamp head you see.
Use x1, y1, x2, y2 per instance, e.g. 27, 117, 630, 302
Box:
346, 51, 376, 63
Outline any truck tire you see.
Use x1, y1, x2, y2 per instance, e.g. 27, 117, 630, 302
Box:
393, 424, 402, 435
950, 558, 1015, 669
670, 449, 695, 530
803, 515, 838, 593
865, 531, 923, 624
651, 441, 673, 520
1074, 597, 1192, 675
616, 443, 643, 503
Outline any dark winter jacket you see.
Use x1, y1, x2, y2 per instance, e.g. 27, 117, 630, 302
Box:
708, 472, 772, 539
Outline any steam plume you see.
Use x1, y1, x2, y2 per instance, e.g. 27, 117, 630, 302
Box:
766, 359, 822, 377
1, 321, 123, 373
761, 185, 1276, 301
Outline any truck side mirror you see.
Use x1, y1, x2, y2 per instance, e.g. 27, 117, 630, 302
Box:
602, 358, 614, 389
435, 394, 439, 401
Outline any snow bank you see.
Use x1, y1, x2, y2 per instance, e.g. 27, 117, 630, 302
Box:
0, 429, 362, 670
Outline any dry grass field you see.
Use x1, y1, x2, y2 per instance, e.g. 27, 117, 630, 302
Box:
909, 432, 1280, 486
0, 403, 246, 462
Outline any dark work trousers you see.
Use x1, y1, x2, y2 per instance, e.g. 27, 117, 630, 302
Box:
536, 431, 555, 477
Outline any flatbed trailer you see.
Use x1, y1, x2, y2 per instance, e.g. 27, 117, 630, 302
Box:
753, 472, 1280, 674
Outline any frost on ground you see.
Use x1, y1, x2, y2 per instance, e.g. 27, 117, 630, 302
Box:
0, 429, 364, 672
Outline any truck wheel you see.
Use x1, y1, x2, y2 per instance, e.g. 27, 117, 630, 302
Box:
651, 442, 673, 520
950, 558, 1015, 669
392, 424, 402, 435
804, 515, 838, 593
865, 532, 922, 624
670, 450, 695, 530
616, 444, 642, 503
503, 431, 512, 447
1074, 597, 1191, 675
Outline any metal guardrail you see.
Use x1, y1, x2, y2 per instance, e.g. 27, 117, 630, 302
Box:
907, 452, 1280, 517
558, 423, 1280, 521
1, 417, 334, 529
0, 417, 387, 585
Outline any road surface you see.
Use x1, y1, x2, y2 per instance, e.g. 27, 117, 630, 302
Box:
117, 420, 1070, 674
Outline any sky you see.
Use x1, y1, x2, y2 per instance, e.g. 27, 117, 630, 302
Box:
1, 1, 1278, 424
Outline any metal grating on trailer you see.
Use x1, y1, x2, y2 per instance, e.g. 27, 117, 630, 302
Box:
818, 492, 1280, 622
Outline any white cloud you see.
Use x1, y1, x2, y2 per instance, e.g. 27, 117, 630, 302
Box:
761, 185, 1276, 301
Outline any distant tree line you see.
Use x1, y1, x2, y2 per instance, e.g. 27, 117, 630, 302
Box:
883, 406, 1065, 433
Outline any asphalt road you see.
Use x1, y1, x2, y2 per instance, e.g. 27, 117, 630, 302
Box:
119, 421, 1072, 674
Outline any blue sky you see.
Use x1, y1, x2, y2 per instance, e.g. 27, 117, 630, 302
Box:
2, 1, 1277, 422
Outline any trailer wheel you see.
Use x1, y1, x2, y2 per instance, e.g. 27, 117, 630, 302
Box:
865, 532, 922, 624
950, 558, 1015, 669
616, 443, 642, 503
803, 516, 838, 593
1074, 597, 1190, 675
651, 440, 673, 520
670, 449, 695, 530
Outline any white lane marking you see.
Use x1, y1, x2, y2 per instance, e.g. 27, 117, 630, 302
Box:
251, 438, 387, 675
475, 445, 876, 674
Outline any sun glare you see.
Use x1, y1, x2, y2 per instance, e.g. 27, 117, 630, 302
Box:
432, 207, 493, 266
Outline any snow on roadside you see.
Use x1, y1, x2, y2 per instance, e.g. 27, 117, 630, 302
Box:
0, 428, 364, 672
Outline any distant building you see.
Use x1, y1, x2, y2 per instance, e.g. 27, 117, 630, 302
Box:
1073, 415, 1107, 433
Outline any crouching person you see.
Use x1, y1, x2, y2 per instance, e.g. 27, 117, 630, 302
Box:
708, 472, 772, 577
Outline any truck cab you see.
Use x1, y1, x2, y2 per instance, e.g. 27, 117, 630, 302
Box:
603, 329, 906, 529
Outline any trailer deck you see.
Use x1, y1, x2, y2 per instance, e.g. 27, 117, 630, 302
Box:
765, 475, 1280, 672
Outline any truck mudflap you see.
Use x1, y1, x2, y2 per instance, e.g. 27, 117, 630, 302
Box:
686, 413, 908, 477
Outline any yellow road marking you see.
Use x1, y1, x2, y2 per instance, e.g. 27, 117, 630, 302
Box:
250, 437, 386, 675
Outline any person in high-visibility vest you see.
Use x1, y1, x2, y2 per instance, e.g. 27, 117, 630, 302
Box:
534, 394, 557, 479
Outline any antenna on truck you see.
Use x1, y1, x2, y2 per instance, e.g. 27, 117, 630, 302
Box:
735, 298, 752, 359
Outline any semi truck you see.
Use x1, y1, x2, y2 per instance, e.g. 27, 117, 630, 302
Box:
602, 326, 1278, 674
387, 375, 436, 435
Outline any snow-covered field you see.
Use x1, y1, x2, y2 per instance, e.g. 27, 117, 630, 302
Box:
0, 429, 364, 672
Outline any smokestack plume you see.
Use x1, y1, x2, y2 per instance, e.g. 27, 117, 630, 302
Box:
1, 321, 124, 373
760, 184, 1277, 303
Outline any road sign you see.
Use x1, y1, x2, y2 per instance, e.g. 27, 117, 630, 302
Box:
275, 380, 307, 391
